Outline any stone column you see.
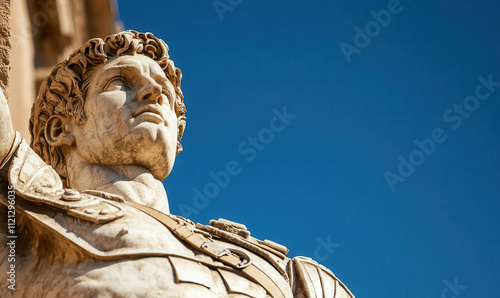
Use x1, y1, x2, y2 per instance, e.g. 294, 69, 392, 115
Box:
9, 0, 35, 140
0, 0, 11, 99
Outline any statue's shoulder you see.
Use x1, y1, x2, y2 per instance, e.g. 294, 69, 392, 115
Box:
195, 218, 355, 298
7, 139, 125, 224
0, 139, 194, 260
290, 256, 355, 297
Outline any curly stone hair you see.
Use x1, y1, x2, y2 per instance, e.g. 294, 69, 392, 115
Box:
30, 30, 187, 184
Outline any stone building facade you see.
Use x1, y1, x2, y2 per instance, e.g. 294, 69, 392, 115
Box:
7, 0, 121, 139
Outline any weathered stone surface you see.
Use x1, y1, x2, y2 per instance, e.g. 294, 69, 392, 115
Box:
0, 0, 10, 99
0, 31, 354, 297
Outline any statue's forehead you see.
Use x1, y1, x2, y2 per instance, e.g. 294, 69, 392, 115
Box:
92, 55, 175, 98
102, 55, 165, 77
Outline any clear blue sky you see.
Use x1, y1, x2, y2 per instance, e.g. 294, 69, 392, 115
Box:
118, 1, 500, 297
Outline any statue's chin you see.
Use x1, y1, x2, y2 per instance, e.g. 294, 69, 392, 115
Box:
149, 165, 172, 181
150, 155, 175, 181
140, 148, 176, 182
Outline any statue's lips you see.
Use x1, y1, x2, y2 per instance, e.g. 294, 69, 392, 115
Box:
132, 105, 165, 124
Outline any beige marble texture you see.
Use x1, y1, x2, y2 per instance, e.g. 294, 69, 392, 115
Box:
0, 31, 354, 297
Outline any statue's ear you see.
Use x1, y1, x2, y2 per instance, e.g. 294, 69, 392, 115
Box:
176, 117, 186, 155
45, 115, 75, 147
177, 119, 186, 141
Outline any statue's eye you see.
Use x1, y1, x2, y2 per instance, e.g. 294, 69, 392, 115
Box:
104, 77, 128, 91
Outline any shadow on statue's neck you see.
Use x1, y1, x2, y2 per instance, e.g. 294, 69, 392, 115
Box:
65, 152, 170, 214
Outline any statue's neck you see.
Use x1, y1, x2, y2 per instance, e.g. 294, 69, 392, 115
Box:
65, 152, 170, 213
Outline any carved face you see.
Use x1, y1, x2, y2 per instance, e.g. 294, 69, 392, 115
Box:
69, 55, 179, 180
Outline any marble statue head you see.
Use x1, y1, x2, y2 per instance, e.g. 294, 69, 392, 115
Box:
29, 31, 186, 185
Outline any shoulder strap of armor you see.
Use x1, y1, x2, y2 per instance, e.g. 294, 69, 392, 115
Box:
127, 201, 291, 298
195, 219, 290, 280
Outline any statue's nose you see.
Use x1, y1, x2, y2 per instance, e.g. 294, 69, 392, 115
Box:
138, 82, 163, 105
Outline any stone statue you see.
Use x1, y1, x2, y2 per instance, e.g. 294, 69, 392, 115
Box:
0, 31, 354, 297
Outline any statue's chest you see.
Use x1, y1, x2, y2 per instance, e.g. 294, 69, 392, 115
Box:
21, 207, 277, 297
30, 256, 270, 298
